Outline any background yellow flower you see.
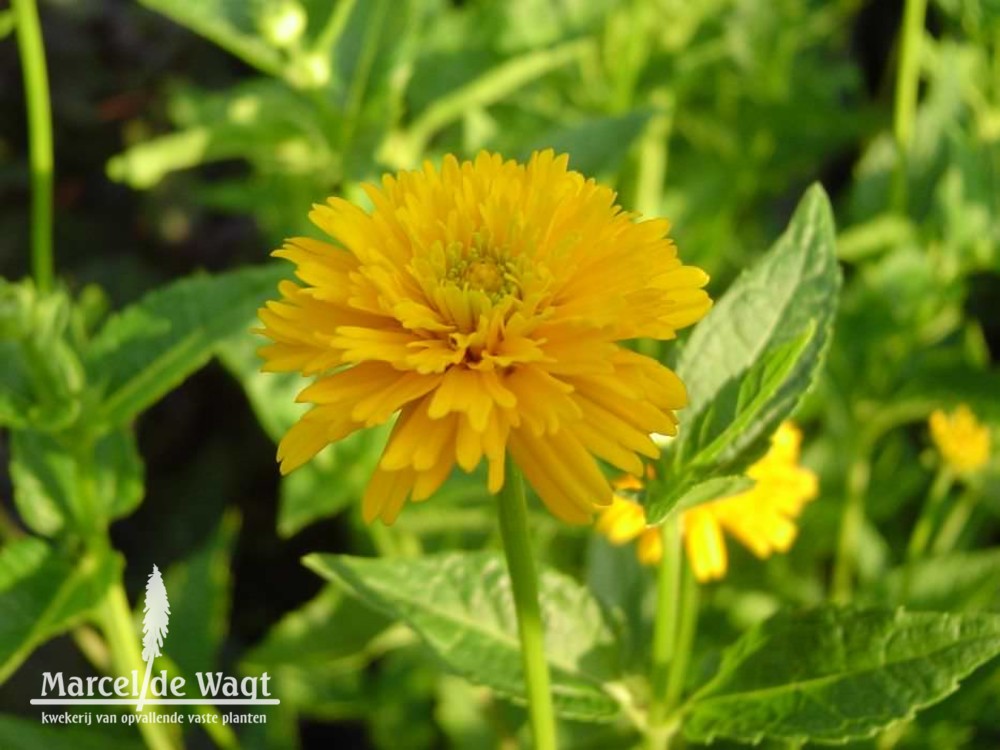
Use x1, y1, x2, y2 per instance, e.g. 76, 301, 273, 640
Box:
929, 404, 991, 474
259, 151, 711, 524
598, 422, 819, 581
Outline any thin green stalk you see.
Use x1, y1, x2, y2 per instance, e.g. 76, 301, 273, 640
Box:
495, 460, 557, 750
891, 0, 928, 213
100, 581, 179, 750
13, 0, 54, 292
634, 88, 675, 218
647, 515, 682, 748
932, 487, 977, 555
906, 469, 953, 562
664, 561, 698, 711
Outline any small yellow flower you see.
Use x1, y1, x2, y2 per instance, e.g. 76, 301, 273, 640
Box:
597, 422, 819, 582
258, 151, 711, 524
929, 404, 991, 474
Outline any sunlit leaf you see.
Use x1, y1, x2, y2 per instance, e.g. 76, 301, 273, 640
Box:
306, 551, 626, 722
684, 606, 1000, 744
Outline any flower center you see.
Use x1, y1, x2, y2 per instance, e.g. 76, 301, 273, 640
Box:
443, 237, 519, 302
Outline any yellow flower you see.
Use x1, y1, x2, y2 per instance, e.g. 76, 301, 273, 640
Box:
929, 404, 991, 474
597, 422, 819, 582
258, 151, 711, 524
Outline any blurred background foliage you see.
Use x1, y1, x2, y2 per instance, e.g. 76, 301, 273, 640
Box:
1, 0, 1000, 748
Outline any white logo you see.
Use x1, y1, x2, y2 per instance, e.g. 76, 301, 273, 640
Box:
138, 564, 170, 710
31, 564, 278, 726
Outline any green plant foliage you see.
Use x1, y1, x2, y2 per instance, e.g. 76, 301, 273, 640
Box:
5, 0, 1000, 748
306, 552, 627, 722
684, 607, 1000, 744
9, 427, 142, 536
87, 264, 286, 427
0, 539, 119, 683
646, 186, 841, 522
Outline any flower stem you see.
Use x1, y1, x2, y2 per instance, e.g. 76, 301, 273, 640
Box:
634, 88, 675, 218
665, 561, 698, 710
932, 488, 978, 555
100, 580, 178, 750
647, 515, 682, 747
891, 0, 928, 213
495, 459, 557, 750
12, 0, 54, 292
906, 469, 953, 562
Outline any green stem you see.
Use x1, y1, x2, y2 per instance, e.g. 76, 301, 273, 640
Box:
664, 560, 698, 711
891, 0, 927, 213
647, 516, 682, 748
633, 88, 675, 218
832, 451, 871, 603
13, 0, 54, 292
100, 580, 179, 750
495, 460, 557, 750
906, 469, 953, 562
932, 488, 978, 555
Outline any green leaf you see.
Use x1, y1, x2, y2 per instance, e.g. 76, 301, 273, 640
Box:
163, 510, 240, 676
646, 475, 754, 526
648, 185, 840, 522
684, 606, 1000, 744
0, 714, 144, 750
9, 428, 144, 536
305, 551, 626, 722
0, 539, 119, 683
86, 264, 286, 427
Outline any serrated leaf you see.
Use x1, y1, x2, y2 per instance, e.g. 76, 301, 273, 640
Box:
305, 551, 625, 722
86, 264, 286, 427
9, 428, 143, 536
0, 539, 120, 684
651, 186, 840, 521
684, 606, 1000, 744
677, 185, 840, 452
